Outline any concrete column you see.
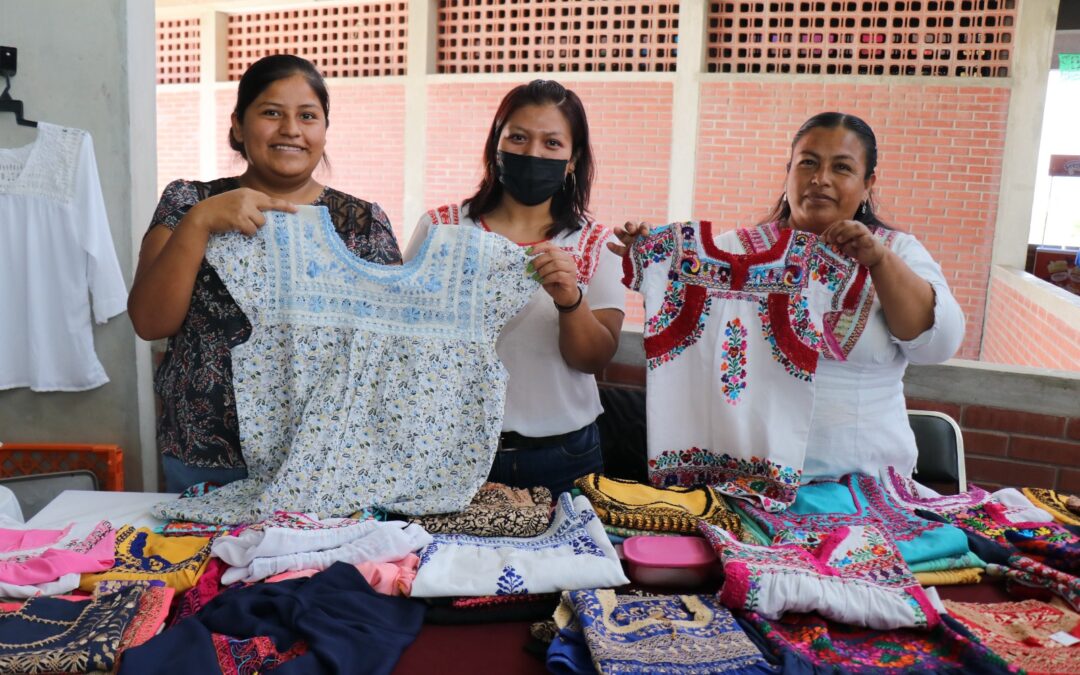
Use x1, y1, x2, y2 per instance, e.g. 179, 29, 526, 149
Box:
991, 0, 1060, 269
199, 10, 227, 179
401, 0, 438, 243
666, 0, 708, 222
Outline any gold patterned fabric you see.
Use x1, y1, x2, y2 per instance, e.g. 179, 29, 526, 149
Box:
1022, 488, 1080, 526
914, 567, 983, 586
79, 526, 212, 592
0, 586, 145, 673
575, 474, 742, 536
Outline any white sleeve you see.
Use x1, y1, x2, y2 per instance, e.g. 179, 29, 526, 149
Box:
73, 133, 127, 324
888, 233, 965, 364
585, 232, 626, 313
403, 212, 435, 262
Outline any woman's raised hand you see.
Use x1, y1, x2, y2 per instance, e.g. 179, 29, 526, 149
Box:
527, 241, 581, 307
820, 219, 887, 269
606, 220, 653, 257
187, 188, 298, 237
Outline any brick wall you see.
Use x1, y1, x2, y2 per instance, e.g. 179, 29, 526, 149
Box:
908, 398, 1080, 494
693, 81, 1010, 361
595, 364, 1080, 494
982, 271, 1080, 372
155, 89, 201, 198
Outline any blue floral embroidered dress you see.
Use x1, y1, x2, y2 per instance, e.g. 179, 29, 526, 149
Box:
154, 206, 536, 524
624, 221, 871, 511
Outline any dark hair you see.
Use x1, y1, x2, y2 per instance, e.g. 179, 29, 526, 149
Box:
761, 111, 892, 230
463, 80, 594, 239
229, 54, 330, 159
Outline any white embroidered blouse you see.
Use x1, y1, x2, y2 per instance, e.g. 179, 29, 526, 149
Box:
405, 204, 626, 437
0, 123, 127, 391
154, 206, 537, 524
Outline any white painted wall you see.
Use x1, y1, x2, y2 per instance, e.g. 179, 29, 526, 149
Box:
0, 0, 158, 490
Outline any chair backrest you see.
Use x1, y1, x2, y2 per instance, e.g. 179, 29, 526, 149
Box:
909, 410, 966, 494
596, 386, 649, 483
0, 470, 99, 520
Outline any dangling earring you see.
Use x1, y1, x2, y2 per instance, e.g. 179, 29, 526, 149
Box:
859, 200, 868, 217
781, 192, 788, 208
565, 171, 576, 193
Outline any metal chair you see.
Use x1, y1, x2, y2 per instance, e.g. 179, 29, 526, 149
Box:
909, 410, 967, 494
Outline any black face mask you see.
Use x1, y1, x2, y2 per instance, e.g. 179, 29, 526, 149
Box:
497, 150, 569, 207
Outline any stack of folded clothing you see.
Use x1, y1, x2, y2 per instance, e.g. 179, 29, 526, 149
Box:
80, 525, 213, 593
0, 521, 115, 598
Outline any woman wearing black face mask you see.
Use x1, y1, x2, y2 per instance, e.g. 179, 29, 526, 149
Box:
403, 80, 625, 496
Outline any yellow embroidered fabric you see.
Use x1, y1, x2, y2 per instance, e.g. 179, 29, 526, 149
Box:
79, 526, 212, 592
914, 567, 983, 586
1022, 488, 1080, 526
574, 474, 742, 536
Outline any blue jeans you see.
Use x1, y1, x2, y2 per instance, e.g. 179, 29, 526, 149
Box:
487, 423, 604, 497
161, 455, 248, 494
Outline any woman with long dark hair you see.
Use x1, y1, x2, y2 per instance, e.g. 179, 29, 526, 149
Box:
129, 55, 401, 492
404, 80, 625, 495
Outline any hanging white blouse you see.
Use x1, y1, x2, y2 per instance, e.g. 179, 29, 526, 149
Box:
0, 123, 127, 391
405, 204, 626, 437
624, 221, 866, 511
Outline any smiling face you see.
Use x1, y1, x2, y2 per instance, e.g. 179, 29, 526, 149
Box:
231, 73, 327, 185
785, 126, 876, 234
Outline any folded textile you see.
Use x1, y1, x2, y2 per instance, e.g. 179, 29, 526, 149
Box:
0, 521, 115, 596
702, 522, 939, 630
547, 625, 596, 675
407, 483, 552, 537
740, 473, 970, 567
880, 466, 991, 514
212, 512, 431, 585
118, 562, 427, 675
0, 585, 148, 674
80, 526, 211, 593
987, 556, 1080, 612
168, 557, 228, 628
426, 593, 560, 625
264, 553, 420, 596
735, 611, 1019, 674
914, 568, 984, 586
556, 589, 773, 675
991, 488, 1056, 523
575, 474, 742, 536
908, 549, 987, 574
944, 598, 1080, 675
411, 493, 628, 597
1022, 487, 1080, 527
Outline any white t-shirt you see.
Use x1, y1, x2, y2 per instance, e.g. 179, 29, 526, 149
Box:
0, 123, 127, 392
405, 204, 626, 437
803, 231, 965, 481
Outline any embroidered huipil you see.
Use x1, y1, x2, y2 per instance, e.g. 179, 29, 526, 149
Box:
624, 221, 866, 510
0, 123, 127, 391
154, 207, 536, 524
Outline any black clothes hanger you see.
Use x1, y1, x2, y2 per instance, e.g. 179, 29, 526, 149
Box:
0, 46, 37, 128
0, 75, 38, 128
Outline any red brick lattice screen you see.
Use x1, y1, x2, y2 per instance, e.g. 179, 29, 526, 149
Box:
226, 3, 408, 80
437, 0, 680, 74
156, 18, 202, 85
706, 0, 1016, 76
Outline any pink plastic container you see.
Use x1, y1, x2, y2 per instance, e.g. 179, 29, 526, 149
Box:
622, 535, 719, 588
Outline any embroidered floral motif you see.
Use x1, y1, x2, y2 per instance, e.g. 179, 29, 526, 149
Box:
644, 283, 712, 369
648, 448, 801, 512
495, 565, 528, 595
758, 295, 817, 382
720, 318, 749, 404
945, 599, 1080, 674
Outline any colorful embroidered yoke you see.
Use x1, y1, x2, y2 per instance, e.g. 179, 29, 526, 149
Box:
154, 207, 536, 524
624, 221, 868, 511
735, 611, 1019, 675
80, 526, 212, 593
0, 586, 147, 674
411, 494, 628, 598
740, 473, 970, 567
945, 599, 1080, 675
557, 589, 774, 675
702, 523, 939, 630
574, 473, 742, 535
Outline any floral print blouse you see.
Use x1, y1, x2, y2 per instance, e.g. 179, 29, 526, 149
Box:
149, 178, 401, 469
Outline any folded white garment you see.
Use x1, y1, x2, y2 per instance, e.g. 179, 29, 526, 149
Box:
410, 494, 628, 598
0, 573, 81, 599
